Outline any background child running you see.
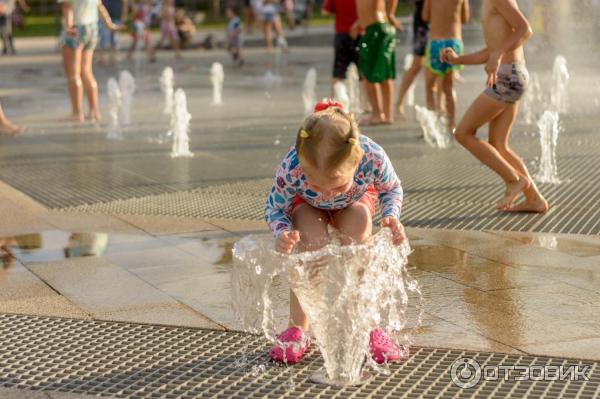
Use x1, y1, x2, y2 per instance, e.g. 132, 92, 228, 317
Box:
0, 0, 29, 55
97, 0, 127, 65
149, 0, 180, 62
422, 0, 469, 130
225, 6, 244, 66
127, 0, 151, 59
264, 100, 406, 365
395, 0, 428, 120
442, 0, 548, 213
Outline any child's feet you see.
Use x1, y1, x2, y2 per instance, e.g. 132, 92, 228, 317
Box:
0, 119, 25, 135
506, 197, 549, 213
269, 326, 310, 365
497, 176, 530, 210
369, 328, 404, 364
88, 109, 102, 122
396, 106, 407, 121
360, 114, 386, 126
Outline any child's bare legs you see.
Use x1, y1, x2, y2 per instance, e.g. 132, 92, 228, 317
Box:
441, 71, 455, 130
488, 102, 549, 213
454, 93, 530, 210
424, 69, 438, 111
61, 45, 85, 122
81, 49, 101, 121
381, 79, 394, 124
290, 204, 330, 331
289, 202, 373, 331
363, 82, 385, 125
168, 34, 181, 58
263, 21, 273, 52
0, 103, 24, 135
395, 55, 422, 119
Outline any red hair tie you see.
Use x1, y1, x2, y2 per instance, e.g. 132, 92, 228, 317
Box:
313, 99, 344, 113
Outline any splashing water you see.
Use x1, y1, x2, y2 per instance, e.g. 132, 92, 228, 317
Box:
403, 54, 415, 107
303, 68, 317, 115
169, 89, 194, 158
133, 21, 145, 73
232, 229, 421, 386
107, 78, 122, 140
210, 62, 224, 106
333, 81, 350, 111
119, 70, 136, 125
550, 55, 569, 113
414, 105, 451, 148
533, 110, 562, 184
521, 72, 541, 125
346, 64, 362, 115
160, 67, 174, 116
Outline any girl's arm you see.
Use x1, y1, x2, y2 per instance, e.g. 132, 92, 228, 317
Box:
98, 0, 119, 31
264, 149, 298, 238
371, 145, 403, 221
61, 1, 75, 34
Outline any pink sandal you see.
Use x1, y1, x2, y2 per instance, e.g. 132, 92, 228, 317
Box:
269, 326, 310, 365
369, 328, 404, 364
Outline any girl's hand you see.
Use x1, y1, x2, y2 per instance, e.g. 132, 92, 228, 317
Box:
441, 48, 459, 64
66, 26, 77, 37
380, 217, 406, 245
485, 50, 502, 87
276, 230, 301, 254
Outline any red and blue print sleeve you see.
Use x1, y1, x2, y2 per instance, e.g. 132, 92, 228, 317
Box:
370, 144, 403, 220
264, 148, 299, 238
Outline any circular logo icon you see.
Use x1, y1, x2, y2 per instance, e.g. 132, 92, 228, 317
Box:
451, 357, 482, 388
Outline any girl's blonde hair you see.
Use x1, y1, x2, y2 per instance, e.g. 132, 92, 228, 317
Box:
295, 107, 363, 178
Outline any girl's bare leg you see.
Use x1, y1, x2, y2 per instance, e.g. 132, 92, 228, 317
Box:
81, 49, 101, 121
396, 55, 422, 119
454, 93, 530, 210
61, 45, 85, 122
289, 204, 330, 331
488, 102, 549, 213
331, 202, 373, 245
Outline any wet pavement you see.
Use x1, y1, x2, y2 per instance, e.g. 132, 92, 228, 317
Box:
1, 26, 600, 397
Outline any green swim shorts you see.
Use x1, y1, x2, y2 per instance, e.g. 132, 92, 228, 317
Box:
358, 22, 396, 83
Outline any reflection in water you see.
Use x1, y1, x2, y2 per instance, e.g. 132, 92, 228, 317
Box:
232, 229, 421, 386
0, 232, 108, 265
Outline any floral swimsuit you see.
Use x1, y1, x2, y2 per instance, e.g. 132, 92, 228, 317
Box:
264, 135, 403, 237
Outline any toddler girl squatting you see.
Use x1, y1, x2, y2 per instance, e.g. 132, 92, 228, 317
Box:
264, 100, 407, 365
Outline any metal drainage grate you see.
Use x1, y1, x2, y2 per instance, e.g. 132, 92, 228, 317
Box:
62, 152, 600, 235
1, 313, 599, 399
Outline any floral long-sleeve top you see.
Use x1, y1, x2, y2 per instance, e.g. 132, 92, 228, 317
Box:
264, 135, 403, 237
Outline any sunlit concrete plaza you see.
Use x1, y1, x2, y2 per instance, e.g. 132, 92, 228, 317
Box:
1, 6, 600, 398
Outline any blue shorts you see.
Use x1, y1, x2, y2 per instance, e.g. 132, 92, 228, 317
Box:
99, 20, 120, 49
425, 38, 464, 77
61, 23, 99, 51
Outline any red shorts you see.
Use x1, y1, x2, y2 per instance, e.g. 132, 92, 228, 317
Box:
291, 185, 377, 223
